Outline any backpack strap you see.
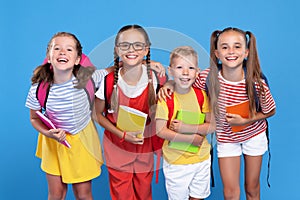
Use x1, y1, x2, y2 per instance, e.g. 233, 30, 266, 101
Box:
36, 81, 50, 112
150, 70, 167, 184
84, 78, 96, 110
244, 67, 271, 187
104, 72, 115, 113
193, 87, 215, 187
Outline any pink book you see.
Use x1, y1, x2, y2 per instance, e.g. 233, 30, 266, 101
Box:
36, 111, 71, 148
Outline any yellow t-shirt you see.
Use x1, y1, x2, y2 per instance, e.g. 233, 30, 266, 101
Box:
155, 88, 211, 165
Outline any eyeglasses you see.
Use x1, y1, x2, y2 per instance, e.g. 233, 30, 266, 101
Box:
117, 42, 147, 51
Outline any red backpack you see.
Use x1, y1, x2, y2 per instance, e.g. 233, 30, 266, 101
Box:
36, 54, 95, 111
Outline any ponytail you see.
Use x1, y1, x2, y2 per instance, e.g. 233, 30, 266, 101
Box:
109, 52, 120, 113
146, 49, 156, 109
208, 30, 222, 116
245, 31, 265, 116
31, 63, 53, 85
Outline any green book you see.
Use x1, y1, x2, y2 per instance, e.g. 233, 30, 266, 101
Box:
168, 110, 206, 153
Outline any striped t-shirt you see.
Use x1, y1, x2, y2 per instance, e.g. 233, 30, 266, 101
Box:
25, 69, 107, 134
194, 68, 276, 143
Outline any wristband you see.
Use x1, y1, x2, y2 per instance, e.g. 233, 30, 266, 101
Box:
120, 131, 126, 143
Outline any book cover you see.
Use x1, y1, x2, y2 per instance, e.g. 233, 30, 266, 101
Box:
168, 110, 206, 153
116, 105, 148, 139
36, 111, 71, 148
225, 100, 250, 132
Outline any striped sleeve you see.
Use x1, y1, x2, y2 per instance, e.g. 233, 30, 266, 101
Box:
258, 80, 276, 114
25, 84, 41, 110
92, 69, 108, 89
193, 68, 210, 90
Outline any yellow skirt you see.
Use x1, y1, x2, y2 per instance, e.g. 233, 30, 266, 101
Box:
36, 120, 103, 184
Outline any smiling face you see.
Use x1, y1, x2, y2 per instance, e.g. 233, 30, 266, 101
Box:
47, 35, 81, 73
115, 29, 149, 68
169, 55, 199, 94
215, 30, 249, 70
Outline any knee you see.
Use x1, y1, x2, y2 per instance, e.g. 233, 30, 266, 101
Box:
223, 187, 240, 200
73, 190, 93, 200
245, 183, 260, 198
48, 190, 67, 200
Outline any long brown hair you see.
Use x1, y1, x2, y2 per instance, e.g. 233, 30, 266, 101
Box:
31, 32, 94, 89
208, 27, 266, 117
109, 25, 155, 113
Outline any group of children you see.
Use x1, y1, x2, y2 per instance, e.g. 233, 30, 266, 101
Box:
25, 25, 276, 200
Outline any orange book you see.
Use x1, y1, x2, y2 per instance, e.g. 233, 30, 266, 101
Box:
226, 100, 250, 132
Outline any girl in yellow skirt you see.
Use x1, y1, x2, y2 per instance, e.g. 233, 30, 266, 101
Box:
25, 32, 111, 200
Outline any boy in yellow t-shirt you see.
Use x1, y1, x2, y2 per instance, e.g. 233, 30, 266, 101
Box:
155, 46, 213, 200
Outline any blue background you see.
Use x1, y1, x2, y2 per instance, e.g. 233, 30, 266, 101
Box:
1, 0, 299, 199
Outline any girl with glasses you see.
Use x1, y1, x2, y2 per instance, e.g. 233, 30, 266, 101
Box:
95, 24, 166, 200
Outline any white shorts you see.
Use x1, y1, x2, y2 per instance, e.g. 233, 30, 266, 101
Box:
217, 132, 268, 158
163, 158, 211, 200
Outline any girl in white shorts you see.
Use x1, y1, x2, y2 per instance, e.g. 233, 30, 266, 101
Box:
193, 27, 276, 200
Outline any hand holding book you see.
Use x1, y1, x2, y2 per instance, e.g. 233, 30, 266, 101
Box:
116, 105, 148, 140
168, 110, 206, 153
36, 111, 71, 148
225, 100, 251, 132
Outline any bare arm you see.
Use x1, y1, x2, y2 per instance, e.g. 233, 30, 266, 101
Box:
29, 109, 66, 143
169, 112, 215, 136
156, 119, 204, 146
226, 108, 276, 126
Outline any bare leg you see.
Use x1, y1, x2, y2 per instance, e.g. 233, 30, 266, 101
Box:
244, 155, 262, 200
72, 180, 93, 200
219, 156, 241, 200
46, 173, 67, 200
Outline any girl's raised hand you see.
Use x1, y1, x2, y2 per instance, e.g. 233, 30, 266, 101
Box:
148, 60, 166, 77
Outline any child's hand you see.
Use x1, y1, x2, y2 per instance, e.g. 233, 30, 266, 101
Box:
226, 113, 248, 126
125, 131, 144, 145
191, 134, 204, 146
48, 129, 66, 143
169, 119, 186, 133
149, 61, 166, 77
158, 86, 173, 102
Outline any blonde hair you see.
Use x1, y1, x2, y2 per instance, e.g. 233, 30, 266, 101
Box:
169, 46, 198, 67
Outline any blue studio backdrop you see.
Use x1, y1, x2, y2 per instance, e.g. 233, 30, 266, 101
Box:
1, 0, 299, 199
